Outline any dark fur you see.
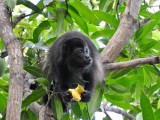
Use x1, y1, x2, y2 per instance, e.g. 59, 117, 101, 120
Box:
43, 31, 104, 111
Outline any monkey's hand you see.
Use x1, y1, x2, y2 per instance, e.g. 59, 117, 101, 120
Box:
68, 84, 85, 102
81, 90, 91, 102
63, 91, 72, 102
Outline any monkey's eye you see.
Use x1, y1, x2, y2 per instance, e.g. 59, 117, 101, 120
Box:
79, 49, 83, 53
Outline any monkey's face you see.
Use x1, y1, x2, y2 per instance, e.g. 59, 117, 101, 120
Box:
69, 47, 93, 68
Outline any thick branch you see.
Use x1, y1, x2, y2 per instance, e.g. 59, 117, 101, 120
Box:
105, 56, 160, 71
0, 1, 24, 120
23, 72, 55, 120
100, 0, 142, 63
23, 72, 42, 115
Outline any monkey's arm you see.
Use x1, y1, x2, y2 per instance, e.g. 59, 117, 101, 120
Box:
80, 73, 95, 102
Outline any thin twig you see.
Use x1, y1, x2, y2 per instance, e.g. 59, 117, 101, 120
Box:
65, 0, 69, 18
152, 64, 160, 75
104, 106, 134, 120
12, 12, 36, 28
116, 0, 120, 20
12, 1, 55, 28
137, 18, 150, 29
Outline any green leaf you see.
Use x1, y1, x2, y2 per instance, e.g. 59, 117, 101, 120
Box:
99, 0, 114, 11
0, 93, 7, 112
51, 97, 63, 120
24, 66, 42, 77
0, 38, 5, 50
36, 78, 48, 91
0, 85, 9, 93
36, 78, 48, 87
94, 10, 119, 28
110, 84, 128, 93
26, 48, 36, 58
0, 59, 5, 77
88, 87, 103, 114
149, 83, 160, 95
155, 109, 160, 120
140, 92, 155, 120
33, 21, 51, 43
150, 11, 160, 20
105, 95, 132, 109
139, 39, 157, 52
34, 41, 48, 51
45, 37, 57, 45
17, 0, 41, 13
21, 109, 38, 120
6, 0, 17, 10
140, 11, 152, 18
145, 65, 160, 76
68, 5, 88, 34
56, 8, 65, 36
69, 1, 99, 25
143, 68, 151, 87
135, 11, 160, 40
90, 29, 115, 39
21, 111, 29, 120
107, 75, 139, 88
61, 113, 70, 120
22, 87, 46, 108
71, 103, 82, 118
110, 69, 132, 79
82, 107, 90, 120
152, 31, 160, 40
27, 109, 38, 120
0, 78, 8, 86
106, 92, 130, 101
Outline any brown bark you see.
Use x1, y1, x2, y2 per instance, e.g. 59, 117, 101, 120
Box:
100, 0, 142, 64
105, 56, 160, 71
0, 0, 24, 120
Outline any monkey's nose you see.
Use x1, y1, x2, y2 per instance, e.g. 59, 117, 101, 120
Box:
85, 56, 91, 61
85, 56, 89, 59
84, 56, 92, 64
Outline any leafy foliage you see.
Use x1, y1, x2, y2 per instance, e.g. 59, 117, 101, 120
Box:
0, 0, 160, 120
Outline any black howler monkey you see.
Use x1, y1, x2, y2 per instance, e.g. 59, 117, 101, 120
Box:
43, 31, 104, 111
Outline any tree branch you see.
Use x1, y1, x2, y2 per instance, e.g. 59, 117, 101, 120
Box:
104, 106, 134, 120
23, 72, 42, 115
23, 72, 55, 120
12, 1, 55, 28
0, 0, 24, 120
12, 12, 36, 28
104, 56, 160, 71
137, 18, 150, 28
100, 0, 142, 64
101, 102, 134, 120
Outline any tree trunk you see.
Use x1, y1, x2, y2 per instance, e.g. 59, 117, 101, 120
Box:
0, 0, 24, 120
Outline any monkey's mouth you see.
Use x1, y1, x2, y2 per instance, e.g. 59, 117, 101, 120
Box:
83, 59, 93, 66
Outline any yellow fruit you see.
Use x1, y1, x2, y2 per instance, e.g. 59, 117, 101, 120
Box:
68, 84, 85, 101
